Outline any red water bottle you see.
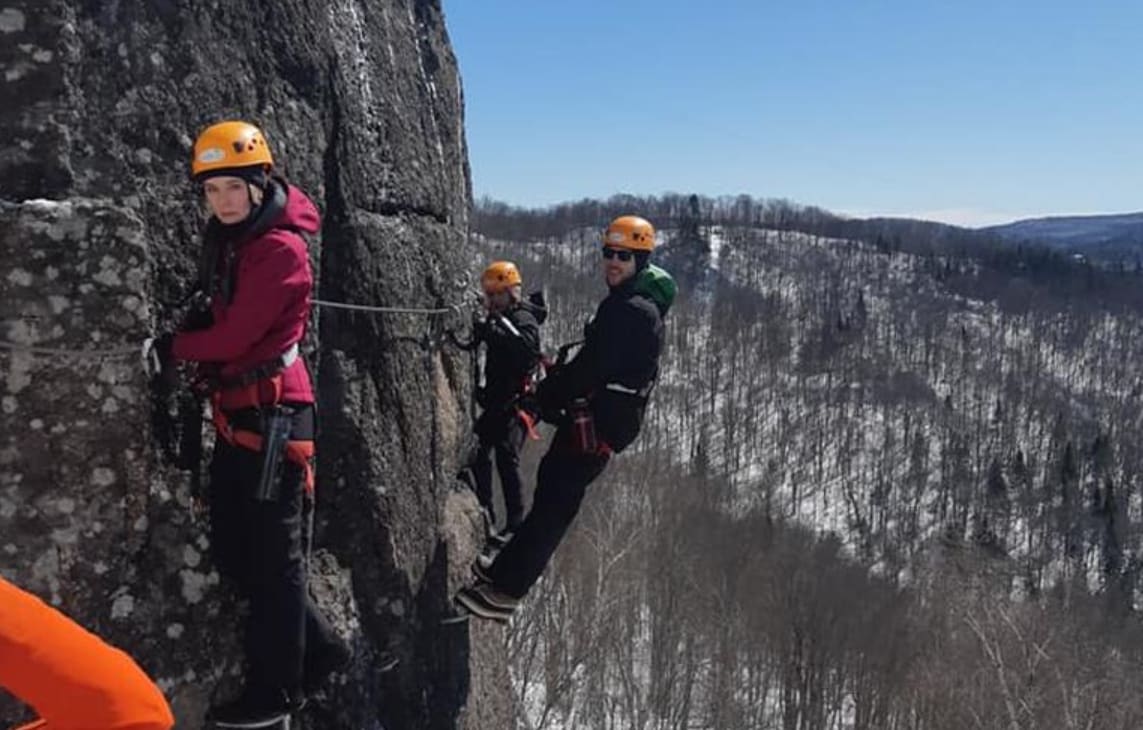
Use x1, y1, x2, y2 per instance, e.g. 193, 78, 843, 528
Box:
569, 398, 597, 454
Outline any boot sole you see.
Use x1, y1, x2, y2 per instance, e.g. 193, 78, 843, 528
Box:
440, 609, 471, 625
454, 589, 513, 623
210, 714, 291, 729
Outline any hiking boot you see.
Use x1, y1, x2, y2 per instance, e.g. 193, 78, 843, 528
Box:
454, 583, 519, 623
207, 686, 303, 728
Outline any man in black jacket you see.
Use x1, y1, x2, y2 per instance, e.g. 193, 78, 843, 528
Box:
463, 261, 544, 543
456, 216, 676, 622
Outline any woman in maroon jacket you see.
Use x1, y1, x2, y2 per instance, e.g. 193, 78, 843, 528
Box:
158, 121, 348, 727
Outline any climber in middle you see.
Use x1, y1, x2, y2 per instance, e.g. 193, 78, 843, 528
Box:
459, 260, 545, 545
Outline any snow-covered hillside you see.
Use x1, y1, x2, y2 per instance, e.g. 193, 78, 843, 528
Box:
472, 218, 1143, 730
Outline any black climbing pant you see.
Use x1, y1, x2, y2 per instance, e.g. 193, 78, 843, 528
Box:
207, 407, 342, 695
470, 408, 529, 531
485, 425, 610, 599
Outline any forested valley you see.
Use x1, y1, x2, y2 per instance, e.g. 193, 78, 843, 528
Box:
473, 193, 1143, 730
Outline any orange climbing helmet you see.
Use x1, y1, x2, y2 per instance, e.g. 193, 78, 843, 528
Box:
481, 261, 523, 294
604, 215, 655, 252
191, 120, 274, 181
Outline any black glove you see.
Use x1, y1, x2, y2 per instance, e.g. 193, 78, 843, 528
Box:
176, 290, 215, 332
188, 364, 218, 397
472, 318, 491, 343
474, 386, 488, 409
180, 305, 214, 332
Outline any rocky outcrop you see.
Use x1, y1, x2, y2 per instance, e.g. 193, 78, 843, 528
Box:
0, 1, 513, 728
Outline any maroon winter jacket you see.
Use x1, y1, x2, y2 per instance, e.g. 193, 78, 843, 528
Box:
172, 183, 317, 404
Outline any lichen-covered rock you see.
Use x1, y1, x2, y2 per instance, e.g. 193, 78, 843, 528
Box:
0, 2, 512, 728
0, 200, 156, 592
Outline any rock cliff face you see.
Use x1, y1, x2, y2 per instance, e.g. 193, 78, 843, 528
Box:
0, 1, 513, 728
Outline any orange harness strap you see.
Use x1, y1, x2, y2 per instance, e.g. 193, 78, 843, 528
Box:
225, 425, 316, 496
210, 390, 316, 495
515, 406, 540, 441
215, 375, 285, 413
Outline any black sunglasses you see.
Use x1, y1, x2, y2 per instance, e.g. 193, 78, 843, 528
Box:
601, 247, 634, 262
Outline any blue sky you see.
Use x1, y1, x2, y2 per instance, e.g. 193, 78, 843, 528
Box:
442, 1, 1143, 227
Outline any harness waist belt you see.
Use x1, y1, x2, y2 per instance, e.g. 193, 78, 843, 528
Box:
210, 400, 315, 495
219, 342, 300, 389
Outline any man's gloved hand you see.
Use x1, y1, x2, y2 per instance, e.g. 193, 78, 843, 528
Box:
474, 386, 488, 409
472, 317, 491, 343
473, 322, 491, 345
142, 332, 176, 382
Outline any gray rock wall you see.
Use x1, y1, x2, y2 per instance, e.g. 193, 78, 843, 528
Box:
0, 1, 514, 728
